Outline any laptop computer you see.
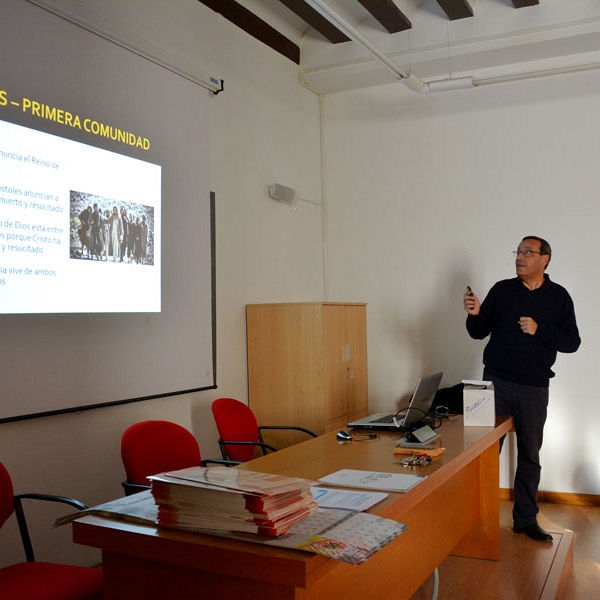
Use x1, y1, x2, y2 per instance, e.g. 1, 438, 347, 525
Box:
348, 371, 443, 431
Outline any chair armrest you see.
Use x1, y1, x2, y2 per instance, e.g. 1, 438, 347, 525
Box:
258, 425, 317, 438
217, 439, 278, 460
201, 458, 240, 467
14, 492, 89, 562
121, 480, 151, 496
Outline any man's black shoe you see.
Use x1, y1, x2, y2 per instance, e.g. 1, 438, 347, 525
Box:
513, 522, 553, 542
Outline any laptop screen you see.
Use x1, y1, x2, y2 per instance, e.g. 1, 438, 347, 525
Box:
399, 371, 443, 427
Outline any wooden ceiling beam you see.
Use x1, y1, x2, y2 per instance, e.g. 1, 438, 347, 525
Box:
198, 0, 542, 66
357, 0, 411, 34
512, 0, 540, 7
435, 0, 474, 21
277, 0, 350, 44
197, 0, 299, 63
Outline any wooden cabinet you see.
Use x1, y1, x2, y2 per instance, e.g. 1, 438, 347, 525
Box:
246, 302, 368, 449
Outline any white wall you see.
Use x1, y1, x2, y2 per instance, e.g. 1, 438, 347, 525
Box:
0, 0, 323, 568
322, 73, 600, 496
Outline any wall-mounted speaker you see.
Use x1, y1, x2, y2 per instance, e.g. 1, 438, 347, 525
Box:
268, 183, 298, 206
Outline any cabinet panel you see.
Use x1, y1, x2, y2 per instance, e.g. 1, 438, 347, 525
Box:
247, 303, 368, 450
322, 305, 348, 423
345, 304, 368, 417
247, 304, 325, 447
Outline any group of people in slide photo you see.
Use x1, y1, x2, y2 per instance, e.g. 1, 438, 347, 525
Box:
69, 191, 155, 266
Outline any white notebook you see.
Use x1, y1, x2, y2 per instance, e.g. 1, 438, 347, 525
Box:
319, 469, 425, 493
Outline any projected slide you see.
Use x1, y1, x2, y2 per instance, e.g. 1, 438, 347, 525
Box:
0, 119, 161, 314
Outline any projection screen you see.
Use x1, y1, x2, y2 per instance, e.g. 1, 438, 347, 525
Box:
0, 0, 217, 421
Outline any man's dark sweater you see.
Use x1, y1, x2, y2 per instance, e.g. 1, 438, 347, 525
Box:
466, 275, 580, 387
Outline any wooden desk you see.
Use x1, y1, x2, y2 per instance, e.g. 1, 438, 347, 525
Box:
73, 417, 512, 599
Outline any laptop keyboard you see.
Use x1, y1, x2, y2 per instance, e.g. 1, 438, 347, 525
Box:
370, 414, 397, 424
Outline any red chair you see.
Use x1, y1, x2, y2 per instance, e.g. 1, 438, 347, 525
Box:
0, 461, 103, 600
211, 398, 317, 463
121, 420, 233, 495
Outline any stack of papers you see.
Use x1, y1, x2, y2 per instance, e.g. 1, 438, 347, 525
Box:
56, 490, 407, 565
148, 467, 318, 537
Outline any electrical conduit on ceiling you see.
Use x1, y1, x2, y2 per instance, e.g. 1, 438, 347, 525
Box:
303, 0, 473, 93
303, 0, 600, 93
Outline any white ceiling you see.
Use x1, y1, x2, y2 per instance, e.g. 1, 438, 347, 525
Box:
32, 0, 600, 95
235, 0, 600, 94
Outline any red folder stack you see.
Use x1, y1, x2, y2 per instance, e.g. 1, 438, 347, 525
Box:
148, 466, 318, 537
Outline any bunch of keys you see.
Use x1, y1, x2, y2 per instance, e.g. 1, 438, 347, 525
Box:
399, 454, 432, 468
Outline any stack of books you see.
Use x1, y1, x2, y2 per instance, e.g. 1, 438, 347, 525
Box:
148, 466, 318, 537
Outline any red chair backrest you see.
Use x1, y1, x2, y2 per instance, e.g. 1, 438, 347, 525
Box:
0, 462, 15, 529
121, 420, 202, 485
211, 398, 260, 463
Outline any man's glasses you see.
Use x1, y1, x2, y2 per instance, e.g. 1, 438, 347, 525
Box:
513, 249, 542, 257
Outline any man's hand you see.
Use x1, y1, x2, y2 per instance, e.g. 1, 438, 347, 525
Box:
518, 317, 538, 335
464, 289, 480, 315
